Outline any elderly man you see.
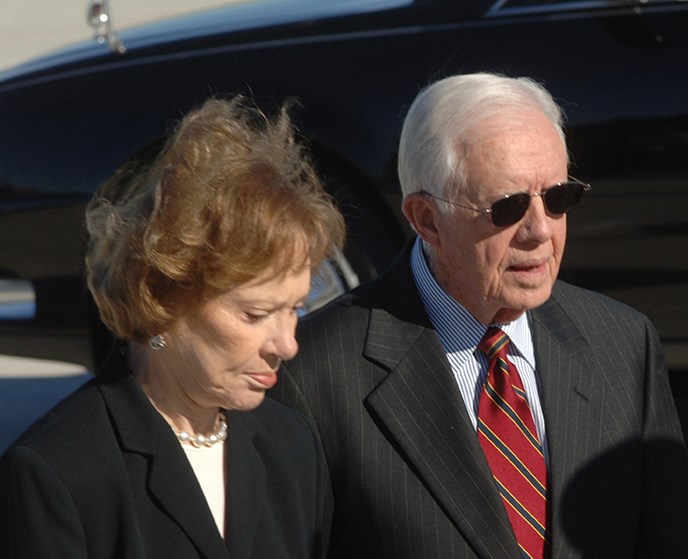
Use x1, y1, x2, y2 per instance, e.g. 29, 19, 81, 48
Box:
271, 73, 688, 558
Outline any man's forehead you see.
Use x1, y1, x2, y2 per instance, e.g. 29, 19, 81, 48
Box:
463, 107, 556, 146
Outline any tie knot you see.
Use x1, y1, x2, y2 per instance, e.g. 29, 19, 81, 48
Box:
479, 327, 510, 361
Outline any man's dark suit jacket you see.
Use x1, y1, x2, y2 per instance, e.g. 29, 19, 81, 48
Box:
0, 345, 331, 559
270, 244, 688, 558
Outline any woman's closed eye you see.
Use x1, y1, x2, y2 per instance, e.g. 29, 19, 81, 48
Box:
243, 311, 270, 323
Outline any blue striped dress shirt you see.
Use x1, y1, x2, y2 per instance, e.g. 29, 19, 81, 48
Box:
409, 238, 549, 463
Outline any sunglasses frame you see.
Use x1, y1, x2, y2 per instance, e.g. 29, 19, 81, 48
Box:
420, 176, 591, 227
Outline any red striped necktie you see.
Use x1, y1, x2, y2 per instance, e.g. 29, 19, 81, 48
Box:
477, 327, 549, 559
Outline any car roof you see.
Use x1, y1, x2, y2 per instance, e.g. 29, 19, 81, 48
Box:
0, 0, 419, 85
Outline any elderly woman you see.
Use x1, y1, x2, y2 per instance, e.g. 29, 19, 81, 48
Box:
0, 97, 344, 558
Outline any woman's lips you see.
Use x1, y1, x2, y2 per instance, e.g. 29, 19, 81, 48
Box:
246, 371, 278, 389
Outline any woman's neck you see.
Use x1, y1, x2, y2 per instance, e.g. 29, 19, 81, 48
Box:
127, 341, 221, 436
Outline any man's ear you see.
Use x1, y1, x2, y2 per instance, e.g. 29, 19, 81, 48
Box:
402, 193, 442, 250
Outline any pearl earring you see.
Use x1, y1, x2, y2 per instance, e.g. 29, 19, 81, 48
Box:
149, 334, 167, 351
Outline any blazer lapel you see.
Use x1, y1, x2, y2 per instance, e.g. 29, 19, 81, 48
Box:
98, 348, 230, 559
224, 411, 266, 559
147, 437, 231, 559
359, 249, 521, 558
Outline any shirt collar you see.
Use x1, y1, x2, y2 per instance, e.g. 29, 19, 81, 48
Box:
409, 237, 535, 368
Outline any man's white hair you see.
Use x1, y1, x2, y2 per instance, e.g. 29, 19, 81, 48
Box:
398, 72, 568, 206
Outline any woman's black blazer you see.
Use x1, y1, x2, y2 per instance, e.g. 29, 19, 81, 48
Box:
0, 346, 331, 559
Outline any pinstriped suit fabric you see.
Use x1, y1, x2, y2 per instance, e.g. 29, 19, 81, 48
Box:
533, 283, 688, 559
283, 303, 514, 558
270, 247, 688, 558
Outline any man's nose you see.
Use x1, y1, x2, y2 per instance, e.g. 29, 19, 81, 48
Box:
516, 195, 555, 242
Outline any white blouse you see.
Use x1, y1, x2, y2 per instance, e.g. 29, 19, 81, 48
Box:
182, 442, 226, 538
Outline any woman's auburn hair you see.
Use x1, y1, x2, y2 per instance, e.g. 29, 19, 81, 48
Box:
85, 96, 345, 342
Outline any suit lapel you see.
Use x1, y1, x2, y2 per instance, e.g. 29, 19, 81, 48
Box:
359, 249, 520, 558
365, 271, 605, 559
530, 291, 595, 557
98, 347, 230, 559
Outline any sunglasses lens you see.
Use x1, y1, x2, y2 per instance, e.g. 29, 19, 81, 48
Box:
490, 182, 587, 226
490, 193, 531, 227
544, 182, 585, 214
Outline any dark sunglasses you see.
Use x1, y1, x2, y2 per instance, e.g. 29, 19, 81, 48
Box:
421, 177, 591, 227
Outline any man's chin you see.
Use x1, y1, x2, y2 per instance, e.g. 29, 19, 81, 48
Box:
493, 289, 554, 322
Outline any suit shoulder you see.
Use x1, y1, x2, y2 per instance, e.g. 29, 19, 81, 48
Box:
4, 380, 108, 459
297, 284, 373, 337
551, 280, 652, 327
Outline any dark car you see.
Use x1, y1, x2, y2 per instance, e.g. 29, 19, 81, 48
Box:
1, 0, 688, 444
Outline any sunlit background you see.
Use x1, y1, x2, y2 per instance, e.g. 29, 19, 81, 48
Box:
1, 0, 240, 72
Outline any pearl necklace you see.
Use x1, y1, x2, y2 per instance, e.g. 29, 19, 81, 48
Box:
175, 413, 228, 448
